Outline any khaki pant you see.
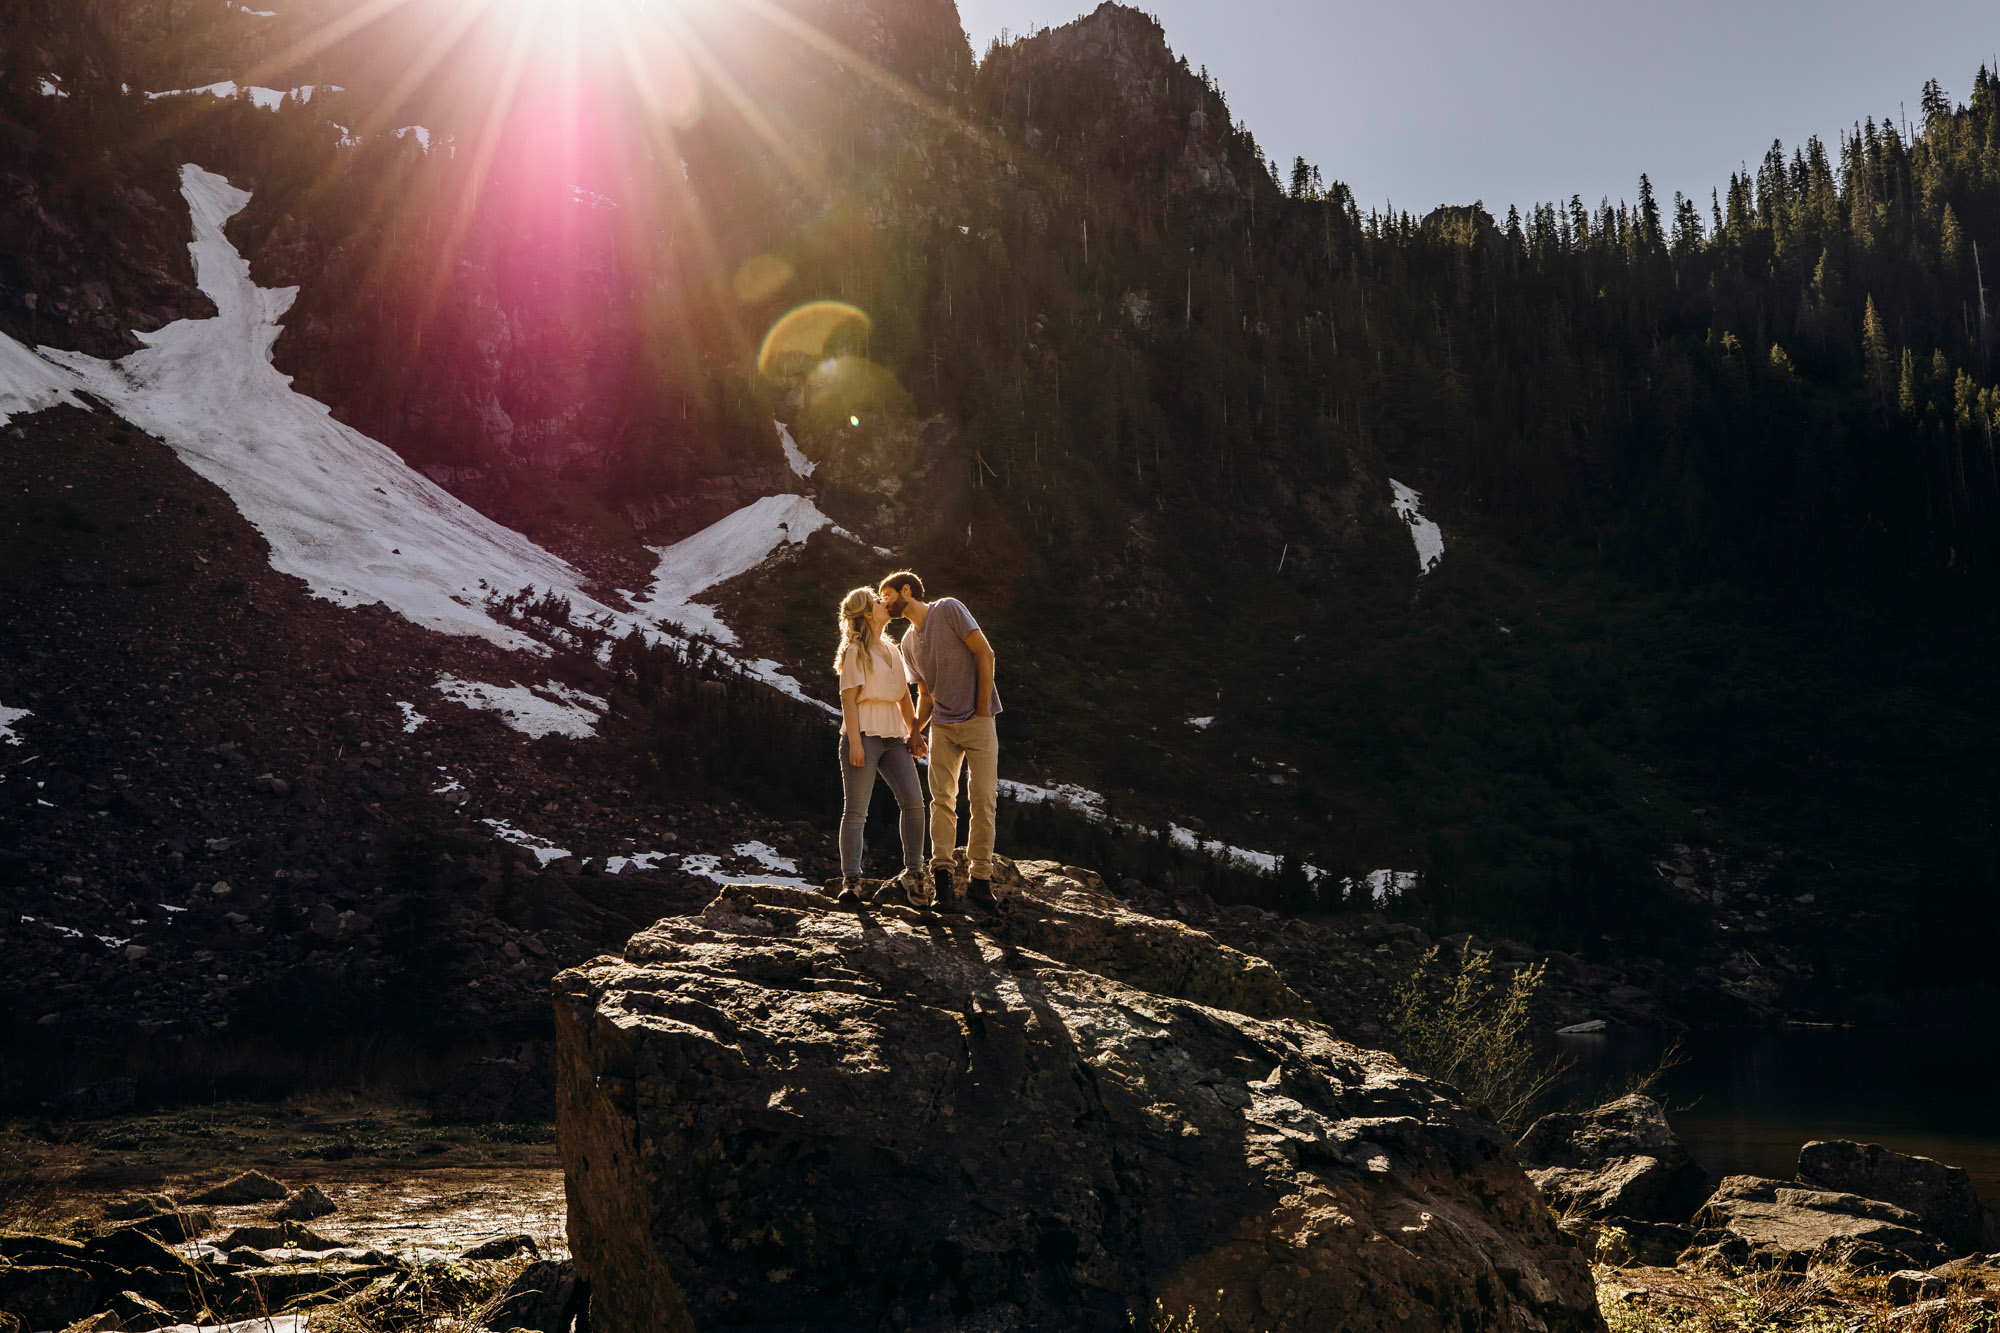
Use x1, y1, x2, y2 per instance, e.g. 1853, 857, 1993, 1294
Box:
928, 715, 998, 879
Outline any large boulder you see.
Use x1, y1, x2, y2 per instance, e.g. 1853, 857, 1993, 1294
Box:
1796, 1140, 2000, 1258
555, 873, 1604, 1333
1515, 1095, 1709, 1223
1688, 1175, 1951, 1273
0, 1262, 99, 1330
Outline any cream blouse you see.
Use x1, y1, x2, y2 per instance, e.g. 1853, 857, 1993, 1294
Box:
838, 640, 911, 738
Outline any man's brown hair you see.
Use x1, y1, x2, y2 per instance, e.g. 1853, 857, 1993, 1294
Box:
879, 569, 925, 600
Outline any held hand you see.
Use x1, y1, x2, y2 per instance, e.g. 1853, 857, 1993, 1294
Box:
848, 740, 866, 768
909, 734, 928, 760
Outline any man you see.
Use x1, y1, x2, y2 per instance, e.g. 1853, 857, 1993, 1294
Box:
880, 570, 1001, 913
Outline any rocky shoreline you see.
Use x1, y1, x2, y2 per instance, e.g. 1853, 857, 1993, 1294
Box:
8, 869, 2000, 1331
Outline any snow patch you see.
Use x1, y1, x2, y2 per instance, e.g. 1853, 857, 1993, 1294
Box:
395, 702, 428, 733
482, 819, 571, 867
434, 675, 603, 740
0, 706, 29, 746
604, 851, 672, 875
395, 125, 431, 151
776, 420, 815, 479
630, 493, 835, 644
0, 338, 83, 424
146, 82, 322, 110
19, 165, 635, 654
1187, 716, 1214, 730
997, 780, 1106, 817
1389, 480, 1445, 575
38, 77, 68, 98
678, 842, 817, 891
1352, 869, 1418, 905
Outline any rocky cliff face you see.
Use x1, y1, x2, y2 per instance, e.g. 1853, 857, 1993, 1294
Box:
555, 865, 1604, 1332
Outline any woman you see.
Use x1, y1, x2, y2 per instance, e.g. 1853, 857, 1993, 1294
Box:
833, 586, 927, 901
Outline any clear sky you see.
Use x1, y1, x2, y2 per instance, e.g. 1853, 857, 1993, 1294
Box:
956, 0, 1998, 220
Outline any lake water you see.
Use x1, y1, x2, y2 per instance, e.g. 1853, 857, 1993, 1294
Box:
1557, 1026, 2000, 1211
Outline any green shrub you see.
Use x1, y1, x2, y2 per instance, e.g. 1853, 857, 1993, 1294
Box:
1391, 944, 1569, 1132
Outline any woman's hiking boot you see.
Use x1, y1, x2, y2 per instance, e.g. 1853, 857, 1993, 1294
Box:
834, 878, 862, 907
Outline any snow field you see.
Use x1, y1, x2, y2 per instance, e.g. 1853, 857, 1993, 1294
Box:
17, 165, 633, 655
433, 676, 604, 740
627, 493, 837, 644
0, 706, 31, 746
1390, 479, 1445, 575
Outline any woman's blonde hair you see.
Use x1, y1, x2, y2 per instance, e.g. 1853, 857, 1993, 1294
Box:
833, 586, 882, 674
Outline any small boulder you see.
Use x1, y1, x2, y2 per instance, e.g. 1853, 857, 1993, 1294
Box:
271, 1184, 337, 1221
189, 1169, 290, 1205
0, 1233, 87, 1266
480, 1258, 581, 1333
1887, 1269, 1949, 1305
120, 1209, 214, 1243
103, 1192, 179, 1221
81, 1222, 200, 1276
104, 1287, 177, 1330
280, 1223, 351, 1252
1587, 1219, 1693, 1269
1515, 1094, 1709, 1223
461, 1233, 541, 1262
1880, 1295, 1998, 1330
1797, 1140, 2000, 1257
217, 1224, 288, 1252
1689, 1175, 1951, 1273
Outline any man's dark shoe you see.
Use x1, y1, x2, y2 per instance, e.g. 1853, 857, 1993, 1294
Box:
968, 878, 999, 912
931, 866, 959, 913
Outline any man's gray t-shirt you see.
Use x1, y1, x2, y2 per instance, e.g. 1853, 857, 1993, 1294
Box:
899, 598, 1001, 725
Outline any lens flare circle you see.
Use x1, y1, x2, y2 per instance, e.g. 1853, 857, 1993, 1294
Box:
757, 300, 871, 380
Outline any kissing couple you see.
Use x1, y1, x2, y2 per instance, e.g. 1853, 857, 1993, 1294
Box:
832, 569, 1001, 915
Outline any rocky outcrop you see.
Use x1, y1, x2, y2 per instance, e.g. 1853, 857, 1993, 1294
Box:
1516, 1095, 1709, 1223
1687, 1175, 1951, 1273
555, 868, 1604, 1333
1796, 1140, 2000, 1258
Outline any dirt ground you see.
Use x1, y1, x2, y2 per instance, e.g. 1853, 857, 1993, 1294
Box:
2, 1100, 566, 1259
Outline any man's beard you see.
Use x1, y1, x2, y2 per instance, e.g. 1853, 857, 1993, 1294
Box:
884, 594, 907, 617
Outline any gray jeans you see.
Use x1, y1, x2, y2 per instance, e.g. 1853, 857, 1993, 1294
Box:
838, 733, 925, 877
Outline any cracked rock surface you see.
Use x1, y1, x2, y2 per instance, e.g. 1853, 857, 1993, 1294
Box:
554, 865, 1604, 1333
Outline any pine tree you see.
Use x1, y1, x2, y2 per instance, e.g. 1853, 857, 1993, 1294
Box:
1941, 204, 1964, 273
1636, 173, 1663, 252
1863, 295, 1894, 402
